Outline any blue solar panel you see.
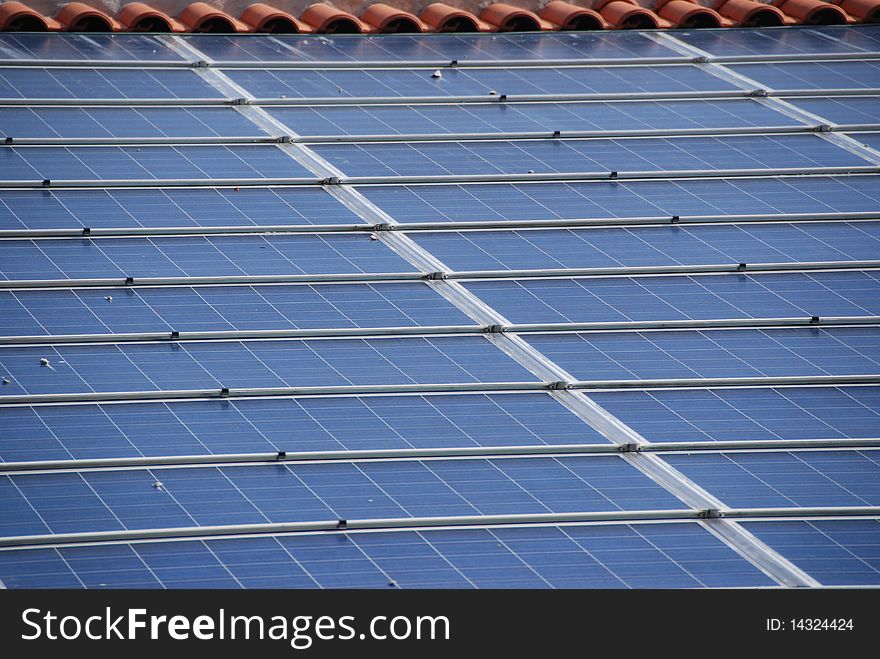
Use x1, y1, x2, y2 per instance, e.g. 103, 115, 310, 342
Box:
414, 222, 880, 271
730, 61, 880, 90
227, 65, 734, 100
268, 99, 797, 137
464, 271, 880, 324
0, 282, 472, 336
317, 135, 866, 177
744, 519, 880, 586
0, 145, 312, 181
0, 234, 415, 281
0, 107, 266, 139
195, 31, 682, 63
0, 68, 222, 100
677, 26, 880, 56
359, 176, 880, 223
663, 449, 880, 508
0, 187, 363, 230
0, 336, 538, 396
2, 27, 879, 590
0, 521, 775, 588
0, 392, 607, 462
785, 96, 880, 125
590, 386, 880, 443
0, 33, 183, 61
0, 456, 685, 537
523, 327, 880, 381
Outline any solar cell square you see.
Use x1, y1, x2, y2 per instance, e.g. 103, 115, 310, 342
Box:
0, 456, 685, 537
0, 107, 266, 139
663, 449, 880, 508
359, 176, 880, 223
0, 68, 222, 100
0, 391, 607, 462
226, 64, 734, 100
0, 187, 363, 230
0, 282, 472, 336
413, 222, 880, 271
267, 98, 796, 138
0, 521, 776, 589
0, 234, 415, 281
590, 386, 880, 443
0, 145, 312, 182
730, 61, 880, 90
197, 31, 680, 63
464, 271, 880, 324
316, 135, 867, 177
0, 335, 538, 396
523, 327, 880, 381
744, 519, 880, 586
0, 33, 183, 61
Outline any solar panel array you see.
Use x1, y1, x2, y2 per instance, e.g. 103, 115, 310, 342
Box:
0, 26, 879, 589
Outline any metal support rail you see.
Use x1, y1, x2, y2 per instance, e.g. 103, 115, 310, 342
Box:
1, 506, 877, 550
4, 89, 879, 108
4, 124, 878, 147
2, 210, 876, 240
3, 260, 877, 291
0, 50, 876, 69
2, 374, 878, 407
1, 437, 877, 475
1, 315, 877, 347
3, 165, 875, 190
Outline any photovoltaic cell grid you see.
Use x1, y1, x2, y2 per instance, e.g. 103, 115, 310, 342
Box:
1, 26, 880, 590
312, 135, 871, 177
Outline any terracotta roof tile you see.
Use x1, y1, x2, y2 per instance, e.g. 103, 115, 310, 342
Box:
0, 0, 874, 33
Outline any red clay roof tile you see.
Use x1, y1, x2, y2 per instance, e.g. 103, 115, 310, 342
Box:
1, 1, 877, 34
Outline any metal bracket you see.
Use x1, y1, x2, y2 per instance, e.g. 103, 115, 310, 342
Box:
484, 324, 506, 334
426, 271, 448, 281
700, 508, 722, 519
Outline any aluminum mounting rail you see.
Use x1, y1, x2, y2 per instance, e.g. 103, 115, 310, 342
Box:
5, 89, 879, 108
568, 374, 880, 392
5, 124, 878, 147
3, 259, 877, 291
249, 88, 880, 107
0, 176, 324, 190
2, 316, 877, 347
0, 135, 287, 146
2, 210, 876, 240
2, 506, 878, 550
331, 166, 880, 186
2, 374, 879, 407
3, 165, 879, 191
0, 381, 550, 406
296, 124, 880, 144
0, 50, 876, 69
2, 437, 878, 475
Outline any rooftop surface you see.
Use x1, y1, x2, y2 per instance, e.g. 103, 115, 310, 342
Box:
0, 25, 878, 588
